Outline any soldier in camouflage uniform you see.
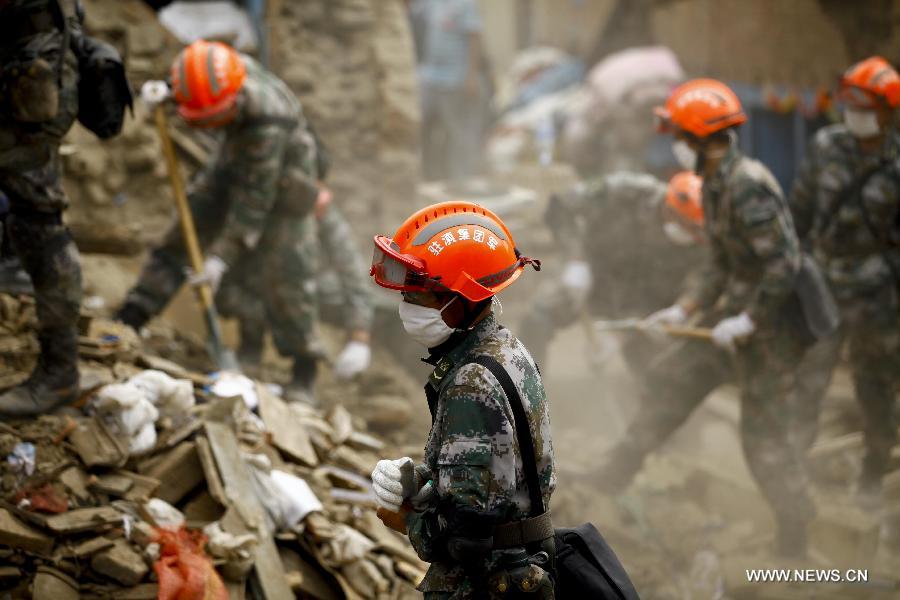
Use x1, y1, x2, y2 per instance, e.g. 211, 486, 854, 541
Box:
519, 170, 706, 370
369, 202, 554, 599
789, 57, 900, 502
0, 0, 84, 417
629, 79, 815, 556
116, 41, 324, 400
216, 188, 375, 379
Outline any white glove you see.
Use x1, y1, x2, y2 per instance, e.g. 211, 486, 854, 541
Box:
188, 255, 228, 293
645, 304, 688, 327
371, 457, 416, 512
333, 340, 371, 380
561, 261, 593, 295
140, 80, 171, 107
711, 312, 755, 351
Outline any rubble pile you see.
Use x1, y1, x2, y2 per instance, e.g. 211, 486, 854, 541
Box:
0, 296, 427, 599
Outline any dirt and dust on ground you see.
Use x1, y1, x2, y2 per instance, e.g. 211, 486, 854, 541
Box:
529, 315, 900, 599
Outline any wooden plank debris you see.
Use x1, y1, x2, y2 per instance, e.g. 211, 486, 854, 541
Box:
205, 421, 294, 600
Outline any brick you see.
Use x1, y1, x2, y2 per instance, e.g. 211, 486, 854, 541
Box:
0, 508, 53, 555
144, 441, 203, 505
91, 540, 149, 586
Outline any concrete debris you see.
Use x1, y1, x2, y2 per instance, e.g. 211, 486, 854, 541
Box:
0, 303, 423, 599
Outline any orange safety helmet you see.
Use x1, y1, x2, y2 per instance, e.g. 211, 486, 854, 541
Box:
665, 171, 704, 227
370, 201, 539, 302
655, 78, 747, 139
170, 40, 246, 127
839, 56, 900, 109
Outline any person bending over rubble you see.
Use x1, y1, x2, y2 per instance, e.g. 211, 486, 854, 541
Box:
519, 170, 706, 371
116, 40, 325, 405
215, 181, 375, 383
369, 202, 556, 599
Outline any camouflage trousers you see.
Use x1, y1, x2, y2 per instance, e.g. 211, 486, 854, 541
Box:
614, 317, 814, 524
125, 193, 321, 361
217, 268, 345, 359
790, 285, 900, 483
0, 53, 82, 340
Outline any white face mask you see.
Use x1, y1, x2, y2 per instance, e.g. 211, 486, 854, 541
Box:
398, 298, 457, 348
663, 221, 697, 246
844, 108, 881, 139
672, 140, 697, 171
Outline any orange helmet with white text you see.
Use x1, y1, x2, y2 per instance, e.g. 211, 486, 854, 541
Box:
370, 201, 539, 302
665, 171, 704, 227
839, 56, 900, 109
655, 78, 747, 138
170, 40, 246, 127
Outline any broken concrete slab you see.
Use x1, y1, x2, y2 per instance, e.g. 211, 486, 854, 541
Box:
90, 473, 135, 497
69, 535, 115, 559
144, 441, 204, 505
68, 417, 129, 469
33, 566, 79, 600
121, 470, 162, 502
257, 385, 319, 467
91, 540, 149, 586
44, 506, 124, 535
0, 508, 53, 555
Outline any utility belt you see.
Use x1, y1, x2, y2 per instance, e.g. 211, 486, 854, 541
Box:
493, 512, 554, 549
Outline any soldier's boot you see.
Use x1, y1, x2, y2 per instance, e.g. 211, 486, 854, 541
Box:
284, 357, 317, 406
774, 518, 808, 559
0, 327, 79, 418
115, 301, 151, 331
594, 441, 646, 492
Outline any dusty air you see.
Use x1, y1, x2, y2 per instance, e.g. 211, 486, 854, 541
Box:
0, 0, 897, 598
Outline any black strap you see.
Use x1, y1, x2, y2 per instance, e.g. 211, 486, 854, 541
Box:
471, 355, 545, 517
814, 160, 887, 244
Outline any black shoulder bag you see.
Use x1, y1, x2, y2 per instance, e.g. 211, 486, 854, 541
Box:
471, 355, 641, 600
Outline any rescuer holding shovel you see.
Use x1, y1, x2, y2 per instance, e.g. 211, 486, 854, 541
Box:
117, 40, 330, 404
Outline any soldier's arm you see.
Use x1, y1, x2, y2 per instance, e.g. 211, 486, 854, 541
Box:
207, 123, 289, 265
739, 184, 801, 325
317, 199, 374, 333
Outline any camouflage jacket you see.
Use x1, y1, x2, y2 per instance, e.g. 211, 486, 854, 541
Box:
191, 56, 321, 266
552, 171, 706, 316
316, 199, 374, 332
679, 147, 801, 327
407, 313, 555, 594
790, 123, 900, 300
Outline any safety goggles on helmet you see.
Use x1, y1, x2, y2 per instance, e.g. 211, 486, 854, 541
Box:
837, 85, 882, 110
370, 235, 447, 293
